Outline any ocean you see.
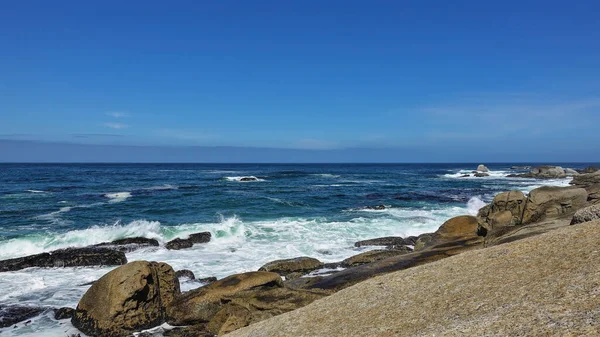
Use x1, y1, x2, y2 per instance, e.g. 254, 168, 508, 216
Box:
0, 163, 584, 336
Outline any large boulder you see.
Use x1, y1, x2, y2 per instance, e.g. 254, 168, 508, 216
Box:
0, 247, 126, 272
476, 164, 489, 172
571, 204, 600, 225
166, 271, 282, 325
71, 261, 180, 337
166, 232, 211, 250
258, 257, 323, 277
478, 190, 527, 229
570, 171, 600, 187
522, 186, 588, 224
564, 168, 579, 176
510, 166, 567, 179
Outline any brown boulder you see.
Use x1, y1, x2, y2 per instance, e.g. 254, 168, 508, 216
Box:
571, 171, 600, 187
166, 271, 282, 325
522, 186, 588, 224
571, 204, 600, 225
72, 261, 180, 337
258, 257, 323, 277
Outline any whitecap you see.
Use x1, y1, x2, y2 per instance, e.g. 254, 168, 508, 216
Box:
104, 191, 132, 203
25, 190, 47, 193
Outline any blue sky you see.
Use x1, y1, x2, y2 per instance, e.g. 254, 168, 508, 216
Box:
1, 1, 599, 162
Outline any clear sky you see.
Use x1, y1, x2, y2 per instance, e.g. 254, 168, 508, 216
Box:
1, 1, 599, 162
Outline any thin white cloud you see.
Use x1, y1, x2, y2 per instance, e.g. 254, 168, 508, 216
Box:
104, 123, 128, 129
106, 112, 129, 118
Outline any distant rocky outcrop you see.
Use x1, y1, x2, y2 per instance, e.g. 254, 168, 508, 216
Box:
166, 232, 211, 250
507, 165, 566, 179
577, 166, 600, 174
71, 261, 180, 337
0, 247, 126, 272
476, 164, 489, 172
474, 172, 489, 177
570, 171, 600, 187
511, 166, 532, 170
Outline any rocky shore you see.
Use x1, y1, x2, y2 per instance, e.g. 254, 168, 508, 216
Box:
2, 165, 600, 336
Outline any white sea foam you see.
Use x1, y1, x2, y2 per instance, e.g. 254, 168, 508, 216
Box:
104, 191, 132, 203
312, 173, 340, 178
224, 176, 265, 182
142, 184, 178, 191
443, 169, 510, 179
26, 190, 47, 193
467, 196, 487, 215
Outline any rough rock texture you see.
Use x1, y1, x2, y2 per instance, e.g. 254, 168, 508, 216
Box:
166, 232, 212, 250
288, 216, 483, 292
509, 165, 566, 179
341, 247, 412, 267
167, 271, 283, 325
71, 261, 180, 337
0, 247, 127, 272
164, 325, 215, 337
478, 190, 526, 230
175, 269, 196, 280
93, 237, 159, 252
571, 204, 600, 225
258, 257, 322, 277
571, 171, 600, 187
484, 218, 571, 247
413, 233, 434, 251
354, 236, 413, 248
474, 172, 489, 177
54, 307, 75, 320
521, 186, 587, 224
226, 220, 600, 337
578, 166, 600, 174
0, 306, 46, 328
476, 164, 489, 172
585, 184, 600, 204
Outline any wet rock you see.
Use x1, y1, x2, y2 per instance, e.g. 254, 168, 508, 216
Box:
54, 307, 75, 320
72, 261, 180, 337
197, 276, 218, 284
571, 171, 600, 187
474, 172, 489, 177
239, 177, 258, 182
0, 247, 127, 272
571, 204, 600, 225
476, 164, 489, 172
166, 232, 211, 250
164, 325, 215, 337
167, 271, 283, 325
258, 257, 323, 277
521, 186, 588, 224
176, 269, 196, 280
0, 306, 45, 328
341, 247, 413, 267
93, 237, 159, 252
460, 174, 471, 177
354, 236, 413, 248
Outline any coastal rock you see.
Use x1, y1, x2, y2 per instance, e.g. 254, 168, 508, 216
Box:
484, 218, 571, 247
511, 166, 532, 170
474, 172, 489, 177
460, 174, 471, 177
54, 307, 75, 320
205, 287, 325, 335
521, 186, 588, 224
578, 166, 600, 174
413, 233, 434, 251
571, 204, 600, 225
363, 205, 386, 210
198, 276, 218, 284
564, 168, 579, 176
166, 232, 211, 250
0, 247, 126, 272
239, 177, 258, 182
478, 190, 526, 229
0, 306, 45, 328
341, 247, 413, 267
510, 165, 567, 179
570, 171, 600, 187
71, 261, 180, 337
93, 237, 159, 252
164, 325, 214, 337
354, 236, 413, 248
476, 164, 489, 172
584, 184, 600, 204
166, 271, 283, 325
175, 269, 196, 280
258, 257, 323, 277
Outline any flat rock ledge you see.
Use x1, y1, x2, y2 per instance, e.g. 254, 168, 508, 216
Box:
0, 247, 127, 272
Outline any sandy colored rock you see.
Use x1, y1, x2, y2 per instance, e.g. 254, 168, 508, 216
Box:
571, 170, 600, 187
72, 260, 180, 337
166, 271, 282, 325
258, 257, 322, 277
226, 220, 600, 337
477, 190, 526, 228
476, 164, 489, 172
571, 203, 600, 225
522, 186, 587, 224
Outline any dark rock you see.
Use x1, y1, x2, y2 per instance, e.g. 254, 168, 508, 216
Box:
0, 247, 127, 272
341, 247, 413, 267
474, 172, 490, 177
354, 236, 412, 248
166, 232, 211, 250
460, 174, 471, 177
164, 325, 215, 337
0, 306, 45, 328
364, 205, 386, 210
239, 177, 258, 182
578, 166, 600, 174
176, 269, 196, 280
72, 261, 180, 337
197, 276, 218, 284
54, 307, 75, 320
93, 237, 159, 252
259, 257, 323, 277
166, 238, 194, 250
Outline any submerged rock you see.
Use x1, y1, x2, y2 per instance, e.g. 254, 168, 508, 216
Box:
259, 257, 323, 278
176, 269, 196, 280
239, 177, 258, 182
71, 261, 180, 337
54, 307, 75, 320
0, 306, 46, 328
0, 247, 126, 272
